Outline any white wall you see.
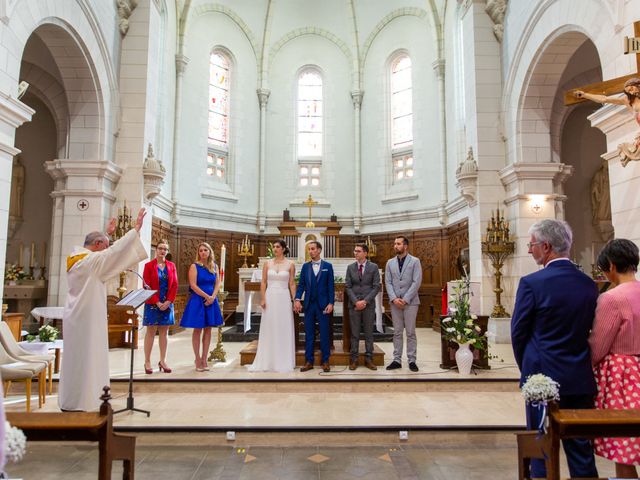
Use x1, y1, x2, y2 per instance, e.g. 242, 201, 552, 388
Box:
178, 10, 260, 229
360, 14, 440, 227
266, 34, 353, 222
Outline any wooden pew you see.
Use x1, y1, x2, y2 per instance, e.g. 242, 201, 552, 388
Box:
517, 402, 640, 480
6, 386, 135, 480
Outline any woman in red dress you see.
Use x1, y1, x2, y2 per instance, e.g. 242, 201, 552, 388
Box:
589, 239, 640, 478
142, 240, 178, 374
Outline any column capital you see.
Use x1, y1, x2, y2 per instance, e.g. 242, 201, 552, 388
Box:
350, 90, 364, 108
432, 59, 445, 79
257, 88, 270, 108
0, 91, 33, 131
175, 54, 190, 74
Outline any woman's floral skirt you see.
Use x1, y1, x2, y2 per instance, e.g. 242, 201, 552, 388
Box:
594, 353, 640, 465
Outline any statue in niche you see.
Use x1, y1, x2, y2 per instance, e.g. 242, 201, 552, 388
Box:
590, 160, 611, 225
9, 155, 25, 219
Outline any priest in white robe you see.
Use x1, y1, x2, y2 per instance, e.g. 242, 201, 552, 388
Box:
58, 208, 148, 411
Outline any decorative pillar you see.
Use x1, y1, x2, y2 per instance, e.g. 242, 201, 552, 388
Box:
171, 53, 189, 223
0, 92, 33, 303
45, 160, 123, 305
433, 59, 448, 224
351, 90, 363, 233
257, 88, 270, 232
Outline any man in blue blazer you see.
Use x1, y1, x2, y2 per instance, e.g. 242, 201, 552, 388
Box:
294, 241, 335, 372
511, 219, 598, 479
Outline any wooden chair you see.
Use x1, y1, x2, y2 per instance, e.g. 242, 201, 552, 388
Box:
0, 340, 46, 411
0, 321, 54, 394
7, 386, 136, 479
516, 431, 550, 480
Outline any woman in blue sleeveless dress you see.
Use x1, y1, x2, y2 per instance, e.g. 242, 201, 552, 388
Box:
180, 242, 223, 371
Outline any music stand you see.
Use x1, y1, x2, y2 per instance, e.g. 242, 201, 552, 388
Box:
114, 288, 156, 417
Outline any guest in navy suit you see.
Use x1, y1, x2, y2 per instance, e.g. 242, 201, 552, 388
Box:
294, 241, 335, 372
511, 219, 599, 479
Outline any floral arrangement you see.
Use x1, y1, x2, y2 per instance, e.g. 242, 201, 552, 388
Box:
4, 421, 26, 464
26, 325, 59, 343
266, 242, 274, 258
521, 373, 560, 404
4, 264, 28, 282
441, 277, 486, 349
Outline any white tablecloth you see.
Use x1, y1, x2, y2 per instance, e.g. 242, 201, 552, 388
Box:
30, 307, 64, 322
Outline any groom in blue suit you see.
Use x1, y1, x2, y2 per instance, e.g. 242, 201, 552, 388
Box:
511, 219, 598, 479
294, 241, 335, 372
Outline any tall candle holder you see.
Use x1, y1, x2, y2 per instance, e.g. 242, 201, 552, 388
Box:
209, 290, 228, 362
365, 236, 377, 258
113, 202, 133, 298
237, 235, 255, 268
481, 207, 515, 318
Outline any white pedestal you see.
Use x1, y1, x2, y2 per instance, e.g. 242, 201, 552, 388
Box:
487, 316, 511, 344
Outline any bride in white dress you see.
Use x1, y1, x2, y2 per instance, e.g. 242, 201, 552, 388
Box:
248, 240, 296, 372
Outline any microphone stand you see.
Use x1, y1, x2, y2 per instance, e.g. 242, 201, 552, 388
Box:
114, 269, 151, 417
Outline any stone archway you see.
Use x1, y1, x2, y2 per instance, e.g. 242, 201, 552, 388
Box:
11, 23, 120, 305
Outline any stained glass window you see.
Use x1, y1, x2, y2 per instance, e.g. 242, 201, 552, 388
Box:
299, 164, 320, 186
297, 70, 323, 158
391, 55, 413, 149
208, 52, 229, 148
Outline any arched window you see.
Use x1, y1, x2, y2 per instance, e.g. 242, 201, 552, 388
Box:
297, 68, 323, 186
207, 51, 230, 180
390, 54, 413, 182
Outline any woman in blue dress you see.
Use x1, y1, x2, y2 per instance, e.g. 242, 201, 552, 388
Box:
180, 242, 223, 371
142, 239, 178, 374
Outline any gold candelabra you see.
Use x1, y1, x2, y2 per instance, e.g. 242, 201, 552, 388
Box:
237, 235, 255, 268
303, 194, 318, 228
365, 235, 377, 258
481, 207, 515, 318
209, 290, 228, 362
113, 202, 133, 299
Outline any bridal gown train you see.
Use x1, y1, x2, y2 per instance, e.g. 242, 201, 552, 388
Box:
248, 268, 296, 372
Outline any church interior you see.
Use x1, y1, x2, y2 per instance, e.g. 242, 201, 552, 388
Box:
1, 0, 639, 478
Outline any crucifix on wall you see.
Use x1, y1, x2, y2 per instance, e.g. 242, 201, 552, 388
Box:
565, 21, 640, 166
303, 194, 318, 228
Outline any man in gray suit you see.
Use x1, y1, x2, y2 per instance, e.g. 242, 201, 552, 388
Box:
345, 243, 380, 370
384, 236, 422, 372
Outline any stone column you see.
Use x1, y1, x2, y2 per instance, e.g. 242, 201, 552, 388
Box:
0, 92, 33, 302
257, 88, 270, 232
432, 59, 448, 224
351, 90, 363, 233
171, 53, 189, 223
44, 159, 123, 304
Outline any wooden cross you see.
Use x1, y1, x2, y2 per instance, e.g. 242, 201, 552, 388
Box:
565, 21, 640, 105
303, 194, 318, 228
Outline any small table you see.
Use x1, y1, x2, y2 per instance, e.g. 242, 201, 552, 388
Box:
30, 307, 64, 336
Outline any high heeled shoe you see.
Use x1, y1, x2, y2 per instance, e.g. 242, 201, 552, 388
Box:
195, 361, 205, 372
144, 364, 153, 374
158, 362, 172, 373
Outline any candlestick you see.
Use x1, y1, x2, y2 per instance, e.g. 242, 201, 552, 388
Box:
30, 242, 35, 267
18, 242, 23, 267
220, 244, 226, 291
41, 241, 46, 267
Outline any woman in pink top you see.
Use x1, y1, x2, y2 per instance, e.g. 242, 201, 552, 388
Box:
589, 239, 640, 478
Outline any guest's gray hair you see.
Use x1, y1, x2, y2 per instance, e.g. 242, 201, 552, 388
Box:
84, 231, 108, 247
528, 219, 572, 256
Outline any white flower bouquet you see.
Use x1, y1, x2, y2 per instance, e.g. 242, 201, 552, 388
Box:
441, 276, 486, 349
4, 421, 26, 464
521, 373, 560, 404
26, 324, 59, 343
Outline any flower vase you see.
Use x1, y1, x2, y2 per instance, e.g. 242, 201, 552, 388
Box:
455, 342, 473, 375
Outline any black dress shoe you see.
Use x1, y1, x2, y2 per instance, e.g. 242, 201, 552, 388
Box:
409, 362, 419, 372
386, 361, 401, 370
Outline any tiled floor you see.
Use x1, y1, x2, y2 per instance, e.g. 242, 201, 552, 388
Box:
7, 432, 618, 479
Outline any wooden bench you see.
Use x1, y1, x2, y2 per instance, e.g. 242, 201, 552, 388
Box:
516, 402, 640, 480
6, 386, 135, 479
